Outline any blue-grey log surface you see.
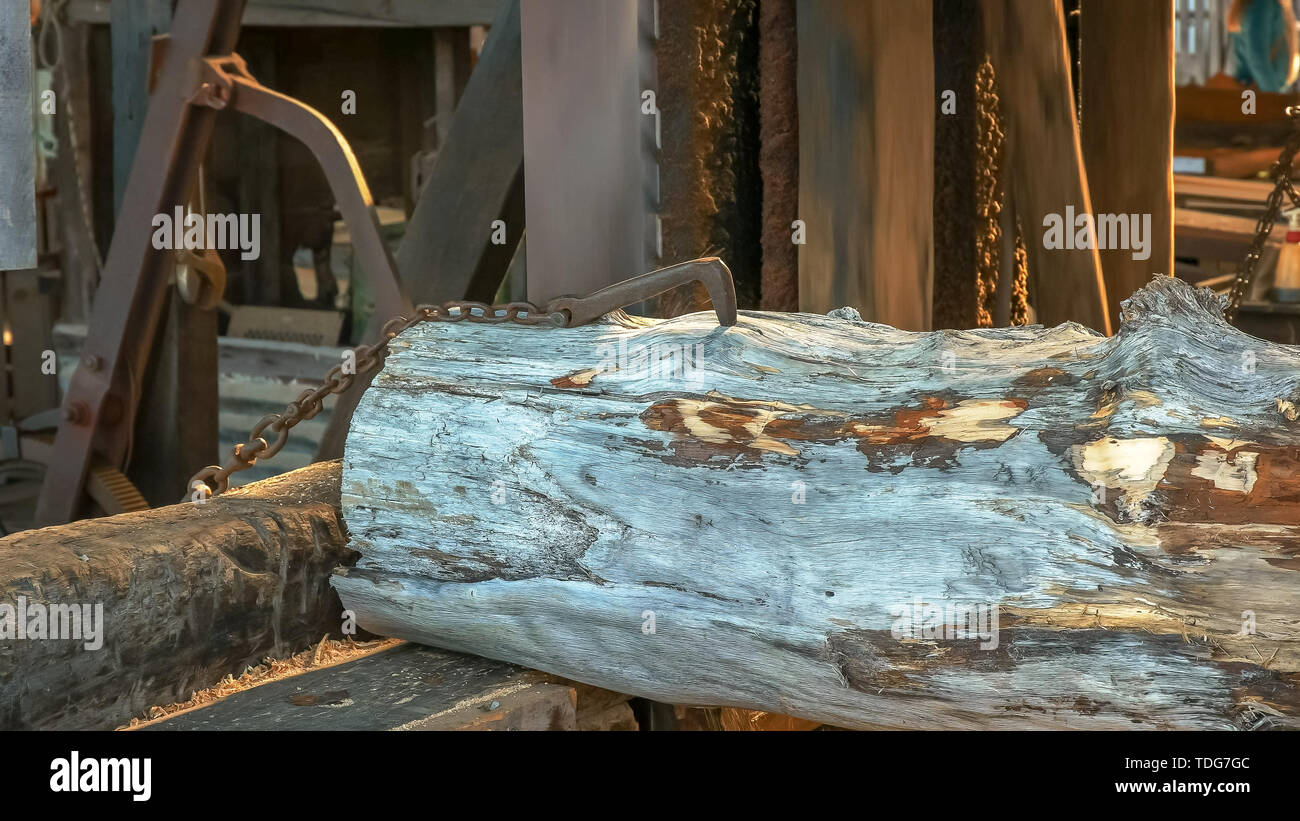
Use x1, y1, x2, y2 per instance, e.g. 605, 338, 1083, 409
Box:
0, 2, 36, 270
337, 279, 1300, 729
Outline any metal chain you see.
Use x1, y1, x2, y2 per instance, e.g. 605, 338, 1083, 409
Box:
1226, 105, 1300, 323
186, 300, 565, 500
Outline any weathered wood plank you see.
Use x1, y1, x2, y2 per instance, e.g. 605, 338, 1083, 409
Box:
1175, 207, 1278, 263
1080, 0, 1175, 330
110, 0, 171, 218
982, 0, 1111, 334
0, 0, 37, 270
0, 461, 355, 730
520, 0, 652, 303
796, 0, 933, 330
337, 278, 1300, 729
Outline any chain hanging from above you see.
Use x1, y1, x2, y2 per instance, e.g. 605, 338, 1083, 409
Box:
1226, 106, 1300, 323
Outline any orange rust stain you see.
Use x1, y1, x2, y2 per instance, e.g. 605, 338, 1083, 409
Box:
550, 368, 599, 389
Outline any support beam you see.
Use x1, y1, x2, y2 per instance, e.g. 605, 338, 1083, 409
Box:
110, 0, 172, 218
759, 0, 799, 312
1081, 0, 1175, 330
981, 0, 1111, 334
0, 0, 37, 271
520, 0, 652, 303
391, 0, 523, 306
796, 0, 933, 330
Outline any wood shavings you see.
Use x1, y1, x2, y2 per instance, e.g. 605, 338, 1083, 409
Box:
118, 636, 399, 729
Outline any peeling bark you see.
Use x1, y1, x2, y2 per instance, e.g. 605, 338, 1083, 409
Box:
337, 278, 1300, 729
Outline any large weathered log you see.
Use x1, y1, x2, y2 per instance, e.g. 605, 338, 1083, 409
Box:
0, 462, 354, 730
336, 278, 1300, 729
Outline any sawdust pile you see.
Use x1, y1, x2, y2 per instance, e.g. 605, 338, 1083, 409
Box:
119, 636, 400, 729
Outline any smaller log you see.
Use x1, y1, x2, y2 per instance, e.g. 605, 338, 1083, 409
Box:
0, 461, 355, 730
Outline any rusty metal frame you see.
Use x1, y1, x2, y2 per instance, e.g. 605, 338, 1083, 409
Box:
35, 0, 410, 525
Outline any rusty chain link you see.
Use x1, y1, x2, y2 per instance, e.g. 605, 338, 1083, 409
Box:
1226, 105, 1300, 323
185, 300, 566, 500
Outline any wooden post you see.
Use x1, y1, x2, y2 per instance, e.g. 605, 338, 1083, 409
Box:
235, 30, 282, 307
110, 0, 172, 219
759, 0, 799, 312
53, 21, 100, 323
390, 0, 523, 306
931, 0, 981, 330
519, 0, 652, 303
0, 0, 37, 271
130, 287, 218, 506
796, 0, 933, 330
981, 0, 1112, 335
1081, 0, 1175, 330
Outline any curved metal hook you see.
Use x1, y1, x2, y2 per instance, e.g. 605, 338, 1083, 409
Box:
546, 257, 738, 328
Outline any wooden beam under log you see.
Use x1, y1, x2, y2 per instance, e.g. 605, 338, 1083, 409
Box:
337, 278, 1300, 729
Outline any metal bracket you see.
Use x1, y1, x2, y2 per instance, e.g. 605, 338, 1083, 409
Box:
34, 0, 410, 525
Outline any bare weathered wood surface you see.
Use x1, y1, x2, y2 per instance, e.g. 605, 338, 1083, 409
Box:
338, 277, 1300, 729
0, 461, 354, 730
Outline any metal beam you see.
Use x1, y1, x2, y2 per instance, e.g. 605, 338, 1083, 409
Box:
36, 0, 246, 525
